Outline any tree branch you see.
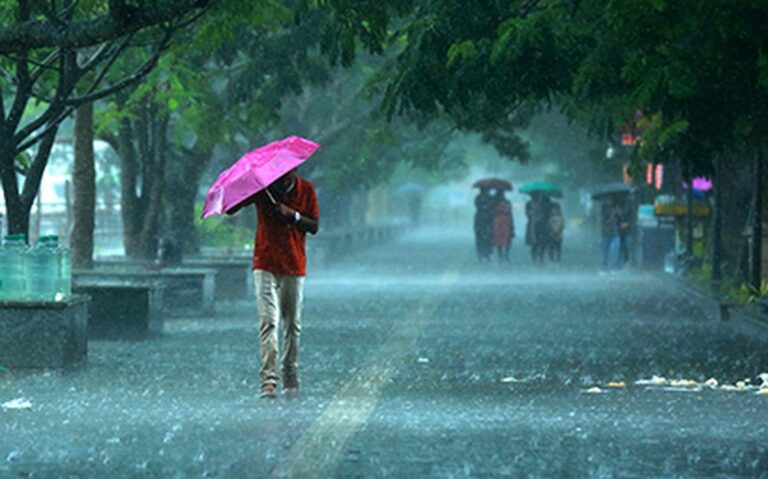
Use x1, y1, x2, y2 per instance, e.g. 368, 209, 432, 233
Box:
0, 0, 212, 54
7, 53, 31, 129
67, 32, 170, 106
21, 125, 58, 208
16, 29, 168, 151
77, 41, 112, 72
13, 49, 77, 144
16, 106, 72, 154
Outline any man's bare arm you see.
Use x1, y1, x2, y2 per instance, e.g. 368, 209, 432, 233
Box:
225, 192, 260, 216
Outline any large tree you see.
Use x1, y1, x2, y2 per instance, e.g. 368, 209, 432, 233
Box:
95, 0, 339, 258
319, 0, 768, 285
0, 0, 211, 240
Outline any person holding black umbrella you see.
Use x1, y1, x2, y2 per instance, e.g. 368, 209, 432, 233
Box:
474, 187, 494, 261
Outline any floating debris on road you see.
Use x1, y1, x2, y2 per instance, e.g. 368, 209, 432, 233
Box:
606, 381, 626, 388
621, 375, 768, 394
582, 387, 605, 394
500, 376, 526, 383
2, 398, 33, 410
635, 375, 669, 386
658, 386, 703, 393
416, 357, 429, 364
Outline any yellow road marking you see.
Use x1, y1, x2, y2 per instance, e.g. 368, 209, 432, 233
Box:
271, 271, 460, 478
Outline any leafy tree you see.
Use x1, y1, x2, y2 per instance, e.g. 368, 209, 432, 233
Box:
95, 0, 344, 258
0, 0, 211, 240
269, 53, 465, 227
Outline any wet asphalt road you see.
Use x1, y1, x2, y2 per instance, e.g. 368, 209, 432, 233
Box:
2, 227, 768, 478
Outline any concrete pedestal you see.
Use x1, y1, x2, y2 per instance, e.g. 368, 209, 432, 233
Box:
73, 283, 164, 339
74, 269, 215, 317
0, 296, 89, 369
183, 259, 253, 300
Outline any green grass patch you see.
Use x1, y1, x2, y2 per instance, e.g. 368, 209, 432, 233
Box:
194, 203, 253, 249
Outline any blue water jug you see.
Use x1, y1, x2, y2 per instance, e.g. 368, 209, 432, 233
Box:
26, 235, 59, 301
0, 234, 28, 301
57, 239, 71, 300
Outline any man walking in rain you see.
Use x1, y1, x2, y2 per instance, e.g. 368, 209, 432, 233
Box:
227, 168, 319, 398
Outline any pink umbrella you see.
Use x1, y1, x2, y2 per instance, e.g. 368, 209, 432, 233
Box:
681, 177, 713, 192
201, 136, 320, 218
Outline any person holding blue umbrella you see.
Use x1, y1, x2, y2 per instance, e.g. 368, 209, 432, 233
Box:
520, 182, 562, 264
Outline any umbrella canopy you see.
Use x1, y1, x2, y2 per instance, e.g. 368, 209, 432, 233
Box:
519, 181, 563, 197
472, 178, 513, 190
202, 136, 320, 218
683, 177, 713, 192
591, 182, 636, 200
393, 182, 424, 195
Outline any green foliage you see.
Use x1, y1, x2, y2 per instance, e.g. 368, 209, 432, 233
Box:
14, 151, 31, 173
447, 40, 477, 68
728, 281, 768, 306
194, 204, 253, 248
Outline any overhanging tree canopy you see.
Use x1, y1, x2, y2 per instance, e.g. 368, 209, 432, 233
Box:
0, 0, 211, 238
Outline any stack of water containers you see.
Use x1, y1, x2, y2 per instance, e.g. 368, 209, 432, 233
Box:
0, 234, 71, 302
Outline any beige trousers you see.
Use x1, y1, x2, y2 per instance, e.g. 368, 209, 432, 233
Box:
253, 269, 304, 386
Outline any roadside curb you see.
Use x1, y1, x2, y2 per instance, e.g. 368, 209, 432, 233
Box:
656, 272, 768, 342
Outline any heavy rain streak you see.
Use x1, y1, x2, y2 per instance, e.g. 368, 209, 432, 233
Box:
1, 2, 768, 478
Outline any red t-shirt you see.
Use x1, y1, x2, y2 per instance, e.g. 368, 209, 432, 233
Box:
252, 177, 319, 276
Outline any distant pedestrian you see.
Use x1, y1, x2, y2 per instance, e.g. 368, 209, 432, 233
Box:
617, 198, 632, 268
492, 190, 514, 261
227, 168, 319, 399
547, 203, 564, 262
526, 193, 552, 264
474, 187, 494, 261
600, 199, 621, 270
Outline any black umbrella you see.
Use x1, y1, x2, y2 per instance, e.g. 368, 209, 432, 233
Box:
591, 182, 636, 200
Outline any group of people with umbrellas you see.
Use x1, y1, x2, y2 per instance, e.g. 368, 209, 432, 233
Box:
473, 179, 516, 261
473, 179, 565, 264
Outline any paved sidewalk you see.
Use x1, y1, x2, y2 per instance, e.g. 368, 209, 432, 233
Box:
2, 228, 768, 478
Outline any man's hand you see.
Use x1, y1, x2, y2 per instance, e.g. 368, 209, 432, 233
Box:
275, 203, 297, 223
273, 202, 319, 234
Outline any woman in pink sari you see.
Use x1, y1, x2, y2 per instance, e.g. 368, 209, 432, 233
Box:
492, 191, 515, 262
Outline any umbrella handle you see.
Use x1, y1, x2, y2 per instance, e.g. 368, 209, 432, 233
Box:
265, 188, 278, 205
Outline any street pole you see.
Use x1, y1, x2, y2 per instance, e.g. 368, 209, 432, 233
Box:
685, 162, 694, 259
712, 156, 722, 294
752, 151, 763, 292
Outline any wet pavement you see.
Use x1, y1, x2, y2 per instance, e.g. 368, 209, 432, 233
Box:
2, 227, 768, 478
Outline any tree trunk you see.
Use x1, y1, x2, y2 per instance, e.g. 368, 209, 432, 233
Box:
164, 148, 211, 254
136, 107, 167, 260
71, 102, 96, 269
752, 151, 763, 291
116, 116, 142, 257
711, 155, 723, 293
0, 132, 27, 239
0, 128, 58, 241
684, 162, 694, 257
3, 195, 30, 240
114, 99, 169, 260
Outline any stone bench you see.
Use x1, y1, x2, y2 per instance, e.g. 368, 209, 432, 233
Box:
182, 258, 253, 300
73, 282, 165, 339
96, 257, 251, 301
74, 268, 216, 317
0, 296, 90, 369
